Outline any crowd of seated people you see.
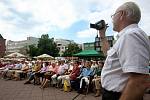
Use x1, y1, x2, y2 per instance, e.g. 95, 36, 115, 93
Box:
0, 59, 104, 97
0, 60, 30, 80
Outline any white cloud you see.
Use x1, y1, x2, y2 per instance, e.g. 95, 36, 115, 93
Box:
75, 0, 150, 41
0, 0, 78, 41
0, 0, 150, 43
12, 0, 78, 29
77, 29, 97, 38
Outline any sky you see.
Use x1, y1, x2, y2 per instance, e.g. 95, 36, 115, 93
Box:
0, 0, 150, 44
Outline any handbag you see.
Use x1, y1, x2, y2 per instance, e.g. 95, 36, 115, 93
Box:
63, 80, 70, 92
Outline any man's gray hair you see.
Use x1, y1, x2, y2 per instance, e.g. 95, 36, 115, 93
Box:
122, 2, 141, 23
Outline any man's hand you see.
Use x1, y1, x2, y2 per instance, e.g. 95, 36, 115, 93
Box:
99, 25, 108, 38
98, 25, 109, 56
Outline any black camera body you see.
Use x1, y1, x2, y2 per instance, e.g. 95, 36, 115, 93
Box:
90, 20, 105, 30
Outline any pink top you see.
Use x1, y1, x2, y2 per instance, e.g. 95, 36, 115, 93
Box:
48, 65, 58, 74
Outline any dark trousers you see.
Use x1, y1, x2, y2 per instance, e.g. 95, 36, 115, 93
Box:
70, 80, 79, 91
28, 73, 35, 81
102, 88, 121, 100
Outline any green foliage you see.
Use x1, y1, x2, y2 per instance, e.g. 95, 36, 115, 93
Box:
28, 34, 59, 57
62, 43, 81, 57
37, 34, 59, 57
28, 44, 38, 57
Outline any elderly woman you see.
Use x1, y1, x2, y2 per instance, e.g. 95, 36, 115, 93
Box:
40, 62, 57, 89
34, 62, 48, 85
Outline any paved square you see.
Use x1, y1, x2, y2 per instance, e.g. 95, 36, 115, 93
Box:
0, 79, 149, 100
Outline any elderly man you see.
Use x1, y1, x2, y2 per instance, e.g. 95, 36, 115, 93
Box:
13, 61, 30, 80
6, 61, 22, 80
51, 60, 68, 87
56, 60, 68, 87
61, 61, 80, 91
99, 2, 150, 100
92, 61, 104, 97
77, 61, 93, 94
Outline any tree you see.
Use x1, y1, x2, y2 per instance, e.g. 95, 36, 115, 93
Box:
62, 43, 81, 57
28, 45, 38, 57
38, 34, 59, 57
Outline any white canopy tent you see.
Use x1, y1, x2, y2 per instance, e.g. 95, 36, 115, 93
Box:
4, 52, 27, 58
36, 54, 54, 60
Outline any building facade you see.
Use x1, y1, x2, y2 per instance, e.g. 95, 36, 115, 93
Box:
6, 37, 39, 54
0, 34, 6, 57
6, 37, 78, 56
82, 42, 95, 50
95, 35, 114, 52
55, 39, 75, 56
107, 36, 114, 47
83, 35, 114, 52
95, 35, 101, 52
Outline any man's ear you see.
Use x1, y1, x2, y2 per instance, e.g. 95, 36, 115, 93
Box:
120, 11, 126, 20
120, 11, 123, 20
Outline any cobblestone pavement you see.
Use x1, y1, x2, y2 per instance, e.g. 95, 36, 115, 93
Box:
0, 79, 149, 100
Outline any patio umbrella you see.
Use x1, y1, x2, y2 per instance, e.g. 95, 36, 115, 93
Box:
73, 50, 104, 57
37, 54, 54, 60
73, 50, 105, 60
4, 52, 27, 58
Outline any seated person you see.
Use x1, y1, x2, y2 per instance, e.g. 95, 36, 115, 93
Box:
77, 61, 93, 93
5, 61, 21, 80
1, 62, 12, 79
91, 60, 98, 74
34, 62, 48, 85
40, 62, 57, 89
56, 60, 68, 88
24, 61, 42, 84
13, 61, 29, 80
62, 61, 80, 91
92, 61, 104, 97
57, 61, 74, 88
51, 61, 60, 87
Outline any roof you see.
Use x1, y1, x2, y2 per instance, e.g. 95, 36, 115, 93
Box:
73, 50, 104, 57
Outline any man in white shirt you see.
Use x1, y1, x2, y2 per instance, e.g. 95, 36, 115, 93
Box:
99, 2, 150, 100
56, 60, 68, 87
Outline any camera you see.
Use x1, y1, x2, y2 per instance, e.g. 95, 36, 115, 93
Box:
90, 20, 106, 30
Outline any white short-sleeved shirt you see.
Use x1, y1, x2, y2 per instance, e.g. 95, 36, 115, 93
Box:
57, 64, 68, 75
101, 24, 150, 92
